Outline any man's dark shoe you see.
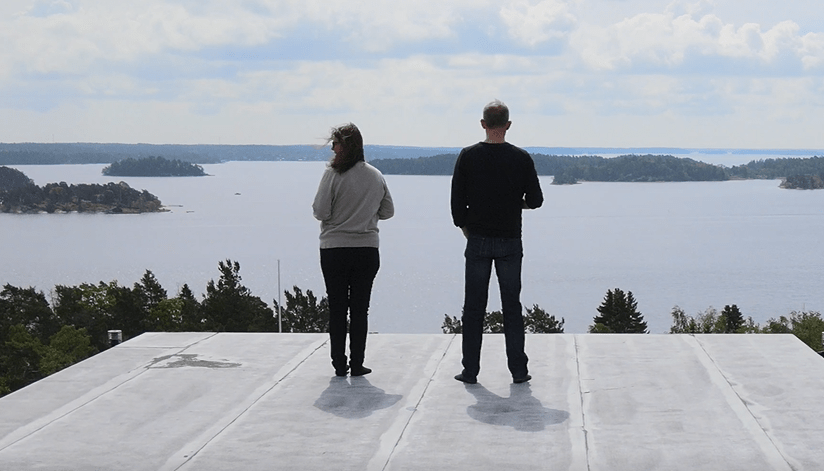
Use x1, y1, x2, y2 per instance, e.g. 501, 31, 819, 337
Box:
350, 365, 372, 376
513, 374, 532, 384
335, 365, 349, 377
454, 373, 477, 384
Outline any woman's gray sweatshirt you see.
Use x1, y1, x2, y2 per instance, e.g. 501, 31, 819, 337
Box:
312, 161, 394, 249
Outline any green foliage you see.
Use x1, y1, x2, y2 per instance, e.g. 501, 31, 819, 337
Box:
39, 326, 96, 376
52, 282, 116, 352
780, 174, 824, 190
524, 304, 565, 333
669, 306, 824, 351
785, 311, 824, 351
0, 260, 300, 397
371, 152, 824, 186
370, 154, 458, 175
0, 284, 60, 343
589, 323, 613, 333
441, 304, 564, 334
273, 286, 329, 333
484, 311, 506, 333
102, 156, 207, 177
175, 284, 205, 331
761, 311, 824, 351
441, 315, 462, 334
670, 305, 759, 334
590, 288, 648, 333
723, 304, 744, 333
553, 154, 728, 183
0, 166, 34, 191
370, 152, 729, 183
201, 260, 276, 332
669, 306, 697, 333
728, 156, 824, 180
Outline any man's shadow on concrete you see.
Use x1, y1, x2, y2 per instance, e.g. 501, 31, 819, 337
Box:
464, 383, 569, 432
314, 376, 403, 419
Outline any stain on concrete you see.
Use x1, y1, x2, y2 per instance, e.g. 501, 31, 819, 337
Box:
148, 354, 242, 369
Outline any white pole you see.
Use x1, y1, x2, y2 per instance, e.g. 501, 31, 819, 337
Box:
278, 259, 282, 333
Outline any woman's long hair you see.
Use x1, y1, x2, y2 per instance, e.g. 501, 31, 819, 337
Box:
327, 123, 364, 174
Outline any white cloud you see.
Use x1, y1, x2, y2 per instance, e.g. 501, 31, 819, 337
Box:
499, 0, 576, 47
1, 0, 824, 148
572, 7, 823, 73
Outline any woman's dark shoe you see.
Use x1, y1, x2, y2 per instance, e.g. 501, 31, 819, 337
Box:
513, 374, 532, 384
350, 365, 372, 376
454, 373, 477, 384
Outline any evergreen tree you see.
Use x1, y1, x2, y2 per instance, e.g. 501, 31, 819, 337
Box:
441, 314, 462, 334
200, 260, 274, 332
106, 282, 144, 341
590, 288, 648, 333
176, 284, 204, 331
723, 304, 744, 333
134, 270, 167, 316
273, 286, 329, 333
0, 284, 60, 343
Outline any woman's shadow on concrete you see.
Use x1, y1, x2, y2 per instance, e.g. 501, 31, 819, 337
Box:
314, 376, 403, 419
464, 383, 569, 432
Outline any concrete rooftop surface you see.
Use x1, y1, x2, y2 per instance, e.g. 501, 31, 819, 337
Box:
1, 333, 823, 470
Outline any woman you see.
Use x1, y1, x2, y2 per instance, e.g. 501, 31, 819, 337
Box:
312, 123, 394, 376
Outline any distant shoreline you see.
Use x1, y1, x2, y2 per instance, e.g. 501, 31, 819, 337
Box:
1, 143, 822, 166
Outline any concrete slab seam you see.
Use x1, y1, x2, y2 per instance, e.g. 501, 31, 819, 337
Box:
167, 336, 330, 471
689, 335, 795, 471
372, 333, 457, 471
0, 340, 207, 452
572, 334, 592, 471
172, 332, 220, 353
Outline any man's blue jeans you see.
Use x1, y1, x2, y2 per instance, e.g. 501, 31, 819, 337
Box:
461, 235, 528, 379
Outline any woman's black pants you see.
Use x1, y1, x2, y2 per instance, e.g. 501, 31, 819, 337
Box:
320, 247, 380, 370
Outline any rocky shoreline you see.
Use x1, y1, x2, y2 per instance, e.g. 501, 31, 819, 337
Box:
0, 181, 166, 214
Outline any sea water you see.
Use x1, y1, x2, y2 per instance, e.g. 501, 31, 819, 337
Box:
2, 159, 823, 334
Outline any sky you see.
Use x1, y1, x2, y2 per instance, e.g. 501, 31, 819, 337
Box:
1, 0, 823, 148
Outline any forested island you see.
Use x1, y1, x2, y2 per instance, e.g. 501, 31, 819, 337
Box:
102, 156, 207, 177
780, 174, 824, 190
369, 153, 824, 188
0, 166, 164, 214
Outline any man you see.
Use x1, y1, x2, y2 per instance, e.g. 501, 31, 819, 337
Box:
450, 100, 544, 385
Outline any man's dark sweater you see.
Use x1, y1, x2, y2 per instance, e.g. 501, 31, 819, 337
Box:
450, 141, 544, 239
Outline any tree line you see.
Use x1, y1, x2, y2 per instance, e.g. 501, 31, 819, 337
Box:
0, 260, 331, 397
102, 156, 207, 177
370, 153, 824, 186
4, 268, 821, 397
442, 287, 824, 355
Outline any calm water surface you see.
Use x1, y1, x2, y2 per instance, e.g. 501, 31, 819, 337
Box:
2, 161, 823, 334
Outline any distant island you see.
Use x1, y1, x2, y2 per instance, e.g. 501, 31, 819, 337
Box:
369, 154, 824, 188
102, 156, 207, 177
780, 174, 824, 190
0, 166, 164, 214
2, 143, 824, 188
